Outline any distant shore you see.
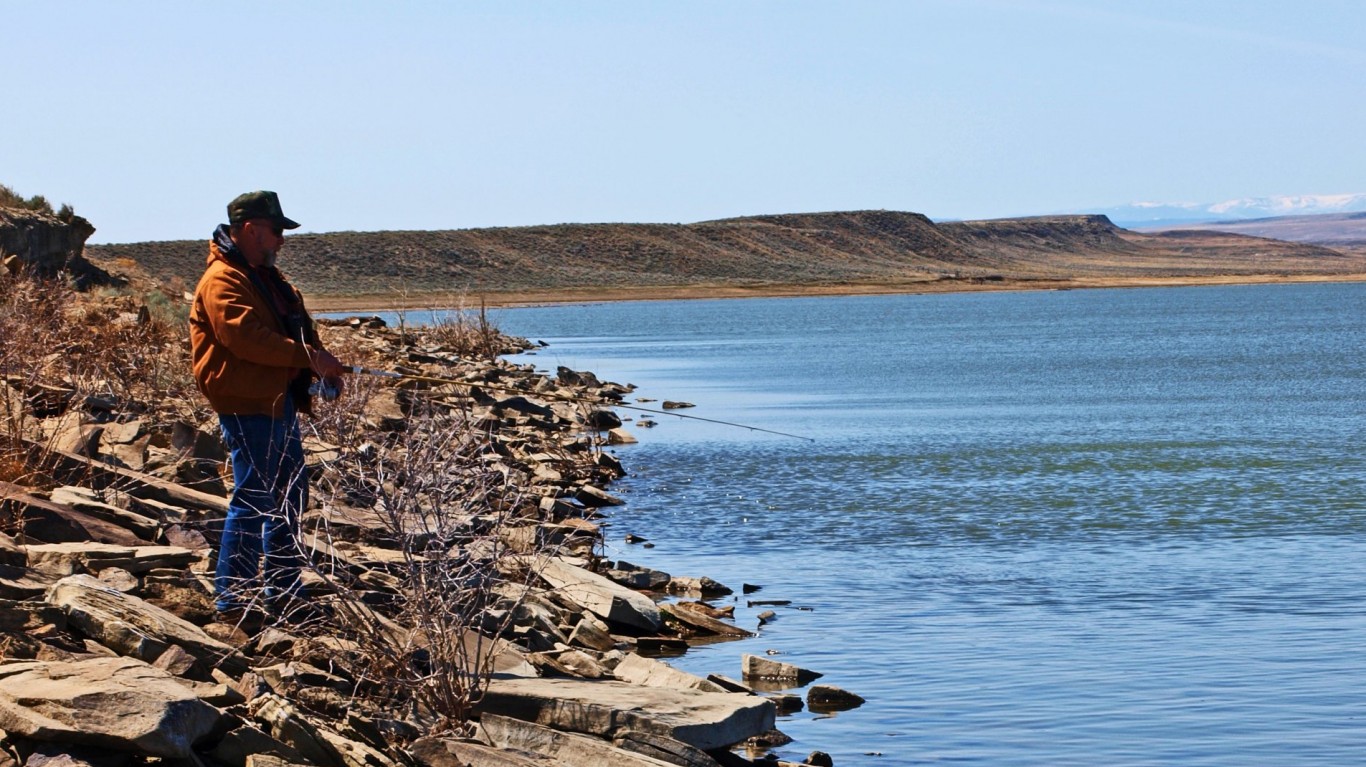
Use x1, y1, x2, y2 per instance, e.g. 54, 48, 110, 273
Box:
306, 272, 1366, 313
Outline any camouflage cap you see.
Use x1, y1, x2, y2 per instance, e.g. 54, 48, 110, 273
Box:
227, 190, 300, 229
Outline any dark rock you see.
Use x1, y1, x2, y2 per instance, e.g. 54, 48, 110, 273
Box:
807, 684, 865, 712
587, 409, 622, 430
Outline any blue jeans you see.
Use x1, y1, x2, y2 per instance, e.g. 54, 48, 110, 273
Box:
214, 404, 308, 611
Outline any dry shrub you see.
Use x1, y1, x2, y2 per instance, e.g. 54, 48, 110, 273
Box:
0, 271, 204, 497
298, 376, 541, 732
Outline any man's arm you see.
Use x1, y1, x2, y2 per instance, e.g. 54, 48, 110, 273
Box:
201, 272, 312, 370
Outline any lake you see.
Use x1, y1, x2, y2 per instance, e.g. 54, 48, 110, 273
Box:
380, 282, 1366, 765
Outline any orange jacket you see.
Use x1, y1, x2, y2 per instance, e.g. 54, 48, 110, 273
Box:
189, 236, 316, 417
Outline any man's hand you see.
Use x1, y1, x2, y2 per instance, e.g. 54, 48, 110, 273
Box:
306, 346, 347, 379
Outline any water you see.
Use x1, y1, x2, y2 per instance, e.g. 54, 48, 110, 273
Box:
364, 283, 1366, 764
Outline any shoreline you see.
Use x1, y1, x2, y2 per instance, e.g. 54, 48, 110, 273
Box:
306, 272, 1366, 313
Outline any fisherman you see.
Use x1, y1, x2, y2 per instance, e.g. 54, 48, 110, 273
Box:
189, 190, 347, 624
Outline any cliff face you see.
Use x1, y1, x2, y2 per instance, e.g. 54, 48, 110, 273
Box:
0, 207, 112, 288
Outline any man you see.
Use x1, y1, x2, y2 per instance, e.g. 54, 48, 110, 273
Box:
189, 190, 346, 621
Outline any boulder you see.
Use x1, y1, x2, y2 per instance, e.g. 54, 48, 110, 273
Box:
537, 557, 661, 632
45, 574, 248, 675
0, 207, 105, 286
0, 657, 221, 757
477, 676, 775, 751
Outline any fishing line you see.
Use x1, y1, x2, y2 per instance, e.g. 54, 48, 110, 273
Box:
344, 365, 815, 442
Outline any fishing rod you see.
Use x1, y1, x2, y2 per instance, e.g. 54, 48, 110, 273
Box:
340, 365, 815, 442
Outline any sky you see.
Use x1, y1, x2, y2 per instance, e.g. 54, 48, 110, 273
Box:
7, 1, 1366, 244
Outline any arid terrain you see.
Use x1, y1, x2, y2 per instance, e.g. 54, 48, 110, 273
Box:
85, 211, 1366, 310
1138, 211, 1366, 252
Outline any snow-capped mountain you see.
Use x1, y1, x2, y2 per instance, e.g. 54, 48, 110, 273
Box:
1084, 193, 1366, 228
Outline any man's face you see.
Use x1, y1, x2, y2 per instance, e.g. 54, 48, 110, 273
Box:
240, 218, 285, 267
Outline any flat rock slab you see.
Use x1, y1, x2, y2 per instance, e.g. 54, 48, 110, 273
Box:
660, 602, 752, 638
46, 574, 247, 675
0, 657, 222, 757
478, 676, 774, 752
410, 736, 560, 766
27, 542, 199, 577
613, 653, 727, 694
481, 713, 690, 767
538, 557, 661, 633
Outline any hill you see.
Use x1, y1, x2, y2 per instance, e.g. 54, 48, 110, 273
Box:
1138, 211, 1366, 250
84, 211, 1366, 308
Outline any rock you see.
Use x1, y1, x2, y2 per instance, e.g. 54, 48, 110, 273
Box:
27, 543, 198, 577
607, 428, 638, 445
0, 480, 143, 546
556, 367, 602, 388
362, 389, 408, 432
45, 574, 248, 676
95, 567, 138, 593
13, 742, 130, 767
477, 676, 775, 751
612, 653, 728, 693
595, 451, 626, 477
247, 693, 341, 766
567, 614, 617, 652
744, 728, 793, 749
169, 420, 226, 463
741, 655, 823, 687
666, 576, 733, 597
51, 422, 102, 457
587, 410, 623, 430
537, 557, 661, 633
0, 657, 222, 757
612, 561, 671, 590
47, 488, 159, 540
575, 484, 626, 508
660, 603, 752, 638
768, 694, 804, 714
481, 713, 695, 767
705, 675, 754, 694
125, 495, 191, 525
804, 751, 834, 767
661, 401, 695, 409
0, 207, 103, 285
205, 721, 306, 766
410, 736, 559, 766
806, 684, 865, 712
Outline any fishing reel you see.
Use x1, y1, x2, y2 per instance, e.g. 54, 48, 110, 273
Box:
308, 378, 341, 402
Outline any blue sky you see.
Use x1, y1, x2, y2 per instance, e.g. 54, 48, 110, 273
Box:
7, 1, 1365, 243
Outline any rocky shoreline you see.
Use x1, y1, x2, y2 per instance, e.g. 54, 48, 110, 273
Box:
0, 304, 856, 766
